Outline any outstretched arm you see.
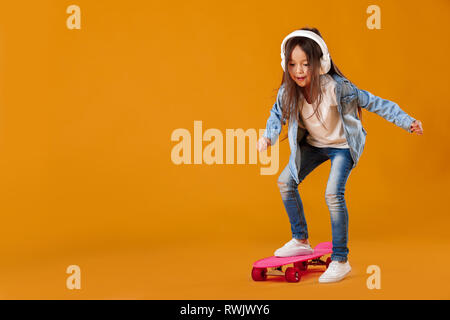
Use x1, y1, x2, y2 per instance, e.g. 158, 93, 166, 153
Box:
356, 87, 417, 133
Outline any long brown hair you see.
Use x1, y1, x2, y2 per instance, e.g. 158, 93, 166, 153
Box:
277, 27, 362, 142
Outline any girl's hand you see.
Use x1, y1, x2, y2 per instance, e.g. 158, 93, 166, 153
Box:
410, 120, 423, 135
257, 137, 271, 152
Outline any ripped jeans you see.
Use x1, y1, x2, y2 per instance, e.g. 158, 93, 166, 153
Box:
277, 138, 354, 262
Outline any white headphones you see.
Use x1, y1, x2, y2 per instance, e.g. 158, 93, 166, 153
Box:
280, 30, 331, 75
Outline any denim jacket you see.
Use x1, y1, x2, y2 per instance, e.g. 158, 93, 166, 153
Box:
262, 73, 416, 184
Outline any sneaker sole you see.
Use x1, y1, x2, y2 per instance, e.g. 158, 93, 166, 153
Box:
318, 269, 351, 283
274, 249, 314, 257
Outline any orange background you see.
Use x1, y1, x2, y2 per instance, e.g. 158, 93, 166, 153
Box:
0, 0, 449, 299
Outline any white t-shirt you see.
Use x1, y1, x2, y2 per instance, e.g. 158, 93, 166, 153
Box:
300, 74, 349, 148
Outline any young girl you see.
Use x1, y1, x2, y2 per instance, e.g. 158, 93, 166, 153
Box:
257, 27, 423, 283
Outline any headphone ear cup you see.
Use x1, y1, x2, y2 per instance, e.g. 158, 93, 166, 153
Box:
319, 54, 331, 75
319, 63, 325, 75
319, 62, 328, 75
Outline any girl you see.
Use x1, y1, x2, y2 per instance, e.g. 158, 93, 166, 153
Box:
257, 27, 423, 283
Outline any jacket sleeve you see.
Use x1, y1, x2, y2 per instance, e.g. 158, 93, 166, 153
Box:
356, 87, 416, 133
262, 85, 286, 145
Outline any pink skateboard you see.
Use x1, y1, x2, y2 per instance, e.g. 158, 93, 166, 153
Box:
251, 242, 332, 282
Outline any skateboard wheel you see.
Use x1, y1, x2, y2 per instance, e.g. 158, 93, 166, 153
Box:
325, 257, 332, 269
285, 267, 301, 283
252, 267, 267, 281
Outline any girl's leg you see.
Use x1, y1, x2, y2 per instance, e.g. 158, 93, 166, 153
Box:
324, 148, 354, 262
277, 141, 329, 240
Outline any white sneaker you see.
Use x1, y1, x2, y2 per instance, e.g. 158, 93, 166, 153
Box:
274, 239, 313, 257
319, 260, 351, 283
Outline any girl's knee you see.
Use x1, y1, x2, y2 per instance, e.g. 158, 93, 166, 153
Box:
277, 180, 290, 193
277, 178, 297, 195
324, 192, 345, 205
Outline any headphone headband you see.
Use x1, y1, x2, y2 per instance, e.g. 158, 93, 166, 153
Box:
280, 30, 331, 75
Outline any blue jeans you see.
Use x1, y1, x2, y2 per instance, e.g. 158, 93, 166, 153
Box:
277, 138, 354, 262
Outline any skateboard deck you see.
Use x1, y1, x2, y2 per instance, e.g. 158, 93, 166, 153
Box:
251, 241, 332, 282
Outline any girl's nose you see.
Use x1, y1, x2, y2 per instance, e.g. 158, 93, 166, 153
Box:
296, 65, 304, 74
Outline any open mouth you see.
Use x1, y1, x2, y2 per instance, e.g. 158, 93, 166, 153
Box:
296, 77, 306, 81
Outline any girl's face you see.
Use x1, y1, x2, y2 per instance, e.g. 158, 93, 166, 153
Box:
288, 45, 311, 89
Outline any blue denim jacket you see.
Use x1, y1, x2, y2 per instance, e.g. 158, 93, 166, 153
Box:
262, 73, 416, 184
